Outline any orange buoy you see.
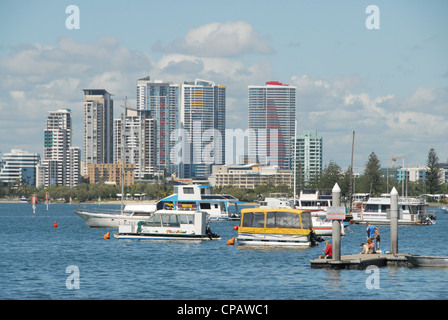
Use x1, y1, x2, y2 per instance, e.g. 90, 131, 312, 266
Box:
233, 225, 239, 230
103, 231, 110, 240
226, 237, 235, 246
52, 221, 58, 228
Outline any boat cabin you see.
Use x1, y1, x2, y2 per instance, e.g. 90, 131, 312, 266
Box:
239, 208, 312, 233
236, 208, 314, 247
115, 210, 219, 240
156, 185, 242, 220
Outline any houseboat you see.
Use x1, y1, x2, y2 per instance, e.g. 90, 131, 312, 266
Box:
157, 185, 242, 221
351, 196, 435, 225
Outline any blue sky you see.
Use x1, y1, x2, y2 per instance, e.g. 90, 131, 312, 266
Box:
1, 0, 447, 171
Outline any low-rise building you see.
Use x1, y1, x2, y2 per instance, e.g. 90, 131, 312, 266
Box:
87, 160, 135, 187
210, 164, 292, 189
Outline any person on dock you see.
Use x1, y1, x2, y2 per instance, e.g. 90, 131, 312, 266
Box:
367, 238, 375, 254
319, 240, 333, 259
373, 227, 381, 252
360, 242, 368, 254
366, 223, 376, 241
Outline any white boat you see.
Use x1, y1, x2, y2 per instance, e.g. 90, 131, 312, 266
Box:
351, 196, 435, 225
156, 185, 242, 221
75, 203, 156, 228
440, 206, 448, 213
236, 208, 318, 247
260, 197, 344, 237
114, 210, 221, 241
405, 254, 448, 267
294, 189, 334, 211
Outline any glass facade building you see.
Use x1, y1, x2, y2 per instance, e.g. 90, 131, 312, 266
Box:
179, 79, 226, 178
248, 81, 296, 169
137, 77, 179, 175
291, 130, 323, 186
83, 89, 114, 174
0, 149, 41, 186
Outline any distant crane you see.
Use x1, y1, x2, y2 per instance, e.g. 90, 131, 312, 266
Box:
390, 155, 407, 197
391, 155, 405, 168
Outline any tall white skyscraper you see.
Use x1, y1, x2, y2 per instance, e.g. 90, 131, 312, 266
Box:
136, 77, 179, 174
83, 89, 114, 174
42, 108, 80, 187
114, 108, 157, 179
248, 81, 296, 169
179, 79, 226, 178
291, 130, 323, 185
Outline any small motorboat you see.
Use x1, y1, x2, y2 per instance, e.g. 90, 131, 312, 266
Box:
114, 210, 221, 241
405, 254, 448, 267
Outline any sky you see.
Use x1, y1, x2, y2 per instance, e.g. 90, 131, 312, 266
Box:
0, 0, 447, 172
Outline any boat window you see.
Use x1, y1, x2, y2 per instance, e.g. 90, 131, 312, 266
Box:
200, 203, 211, 210
179, 214, 194, 224
242, 212, 265, 228
161, 214, 180, 227
183, 187, 194, 194
380, 205, 390, 213
365, 204, 379, 211
300, 212, 312, 229
143, 214, 162, 227
266, 211, 301, 229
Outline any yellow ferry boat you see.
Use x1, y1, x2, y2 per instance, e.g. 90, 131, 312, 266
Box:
236, 208, 319, 247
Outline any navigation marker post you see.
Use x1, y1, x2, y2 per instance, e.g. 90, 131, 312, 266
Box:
329, 183, 344, 261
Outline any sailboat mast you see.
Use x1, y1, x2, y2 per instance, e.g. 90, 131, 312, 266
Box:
120, 97, 127, 214
293, 119, 297, 206
349, 131, 355, 212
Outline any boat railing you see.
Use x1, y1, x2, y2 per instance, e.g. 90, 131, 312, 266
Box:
75, 204, 122, 214
399, 197, 427, 205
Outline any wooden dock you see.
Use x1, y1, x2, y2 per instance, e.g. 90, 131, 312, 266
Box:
310, 253, 411, 270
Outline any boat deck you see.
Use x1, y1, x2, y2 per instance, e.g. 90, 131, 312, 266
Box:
310, 253, 411, 270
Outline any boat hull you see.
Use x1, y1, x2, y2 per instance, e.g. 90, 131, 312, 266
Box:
351, 217, 434, 225
75, 211, 151, 228
405, 255, 448, 267
236, 233, 311, 247
114, 233, 220, 241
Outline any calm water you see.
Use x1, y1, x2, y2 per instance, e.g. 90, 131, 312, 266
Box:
0, 203, 447, 300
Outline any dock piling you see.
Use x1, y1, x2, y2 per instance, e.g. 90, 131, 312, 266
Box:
390, 187, 399, 254
332, 183, 342, 261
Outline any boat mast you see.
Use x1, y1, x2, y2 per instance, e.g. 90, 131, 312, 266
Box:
349, 131, 355, 212
120, 97, 127, 214
293, 119, 297, 206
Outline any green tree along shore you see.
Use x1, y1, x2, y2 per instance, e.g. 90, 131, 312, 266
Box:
1, 148, 447, 203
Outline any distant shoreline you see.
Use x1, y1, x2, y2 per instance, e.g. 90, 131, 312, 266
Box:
0, 199, 443, 207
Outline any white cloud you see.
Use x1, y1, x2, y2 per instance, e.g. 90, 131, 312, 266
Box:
153, 21, 274, 57
290, 74, 448, 168
1, 26, 446, 169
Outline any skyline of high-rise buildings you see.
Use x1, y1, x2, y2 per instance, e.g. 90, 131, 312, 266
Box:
0, 76, 327, 188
